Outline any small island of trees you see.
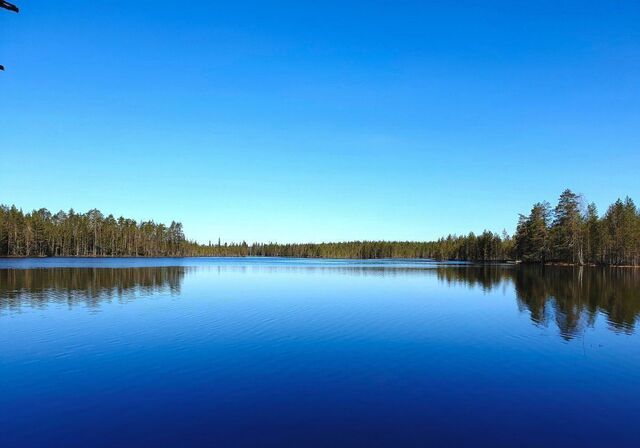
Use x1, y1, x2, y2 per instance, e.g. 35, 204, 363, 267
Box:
1, 189, 639, 265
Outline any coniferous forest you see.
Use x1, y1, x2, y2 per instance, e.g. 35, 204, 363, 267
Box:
1, 189, 639, 265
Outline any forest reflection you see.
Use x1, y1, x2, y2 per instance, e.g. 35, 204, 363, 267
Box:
1, 265, 638, 338
0, 267, 187, 312
436, 265, 640, 339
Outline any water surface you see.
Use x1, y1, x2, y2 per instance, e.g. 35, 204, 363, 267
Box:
1, 258, 639, 447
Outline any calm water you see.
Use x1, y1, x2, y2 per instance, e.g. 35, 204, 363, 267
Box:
1, 258, 639, 447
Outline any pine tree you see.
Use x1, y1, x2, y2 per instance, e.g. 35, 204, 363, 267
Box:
551, 189, 584, 264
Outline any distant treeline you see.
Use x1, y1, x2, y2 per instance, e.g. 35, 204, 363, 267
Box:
1, 189, 639, 264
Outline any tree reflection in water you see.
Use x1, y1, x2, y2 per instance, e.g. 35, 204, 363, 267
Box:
1, 264, 638, 339
436, 265, 640, 339
0, 267, 187, 312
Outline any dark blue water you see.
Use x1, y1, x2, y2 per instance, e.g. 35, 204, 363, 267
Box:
1, 258, 639, 447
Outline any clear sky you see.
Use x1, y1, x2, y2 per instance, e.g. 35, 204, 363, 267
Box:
1, 1, 639, 243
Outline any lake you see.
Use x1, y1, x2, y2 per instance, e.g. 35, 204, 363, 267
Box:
1, 258, 639, 447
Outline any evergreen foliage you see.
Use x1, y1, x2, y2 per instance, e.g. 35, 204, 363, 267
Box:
1, 189, 639, 264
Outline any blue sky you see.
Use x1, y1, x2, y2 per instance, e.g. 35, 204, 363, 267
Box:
1, 1, 639, 243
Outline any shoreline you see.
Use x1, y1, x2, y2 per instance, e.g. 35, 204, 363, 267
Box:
1, 255, 639, 267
